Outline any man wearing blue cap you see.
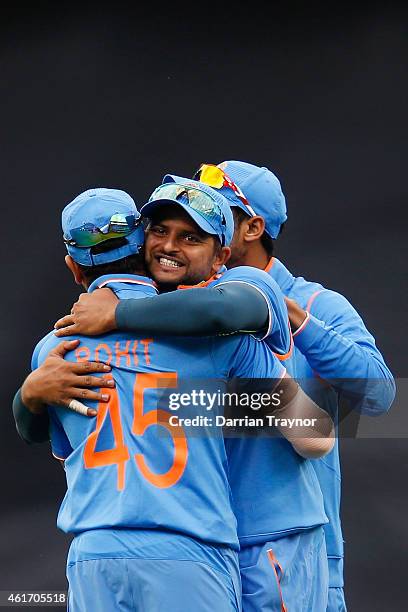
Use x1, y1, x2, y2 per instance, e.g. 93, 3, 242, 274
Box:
149, 161, 396, 611
45, 176, 335, 611
102, 161, 393, 611
49, 162, 395, 611
14, 176, 293, 426
22, 184, 248, 612
192, 160, 396, 612
20, 182, 335, 611
53, 174, 292, 358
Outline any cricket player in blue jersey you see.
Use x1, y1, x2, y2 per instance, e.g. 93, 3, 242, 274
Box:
22, 183, 334, 611
31, 185, 250, 612
51, 164, 396, 611
48, 177, 337, 611
96, 162, 394, 611
192, 161, 396, 612
14, 178, 338, 610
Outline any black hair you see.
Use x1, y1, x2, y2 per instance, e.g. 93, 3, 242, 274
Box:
232, 207, 285, 258
77, 237, 145, 284
232, 207, 251, 226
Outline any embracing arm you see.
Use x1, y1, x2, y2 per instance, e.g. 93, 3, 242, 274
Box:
288, 291, 396, 414
55, 283, 270, 337
117, 283, 269, 335
13, 340, 113, 444
13, 388, 51, 443
269, 375, 335, 458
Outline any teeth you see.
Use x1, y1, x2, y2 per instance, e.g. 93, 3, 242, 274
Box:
159, 257, 182, 268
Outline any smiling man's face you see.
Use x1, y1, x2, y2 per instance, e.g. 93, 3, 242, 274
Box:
144, 204, 230, 291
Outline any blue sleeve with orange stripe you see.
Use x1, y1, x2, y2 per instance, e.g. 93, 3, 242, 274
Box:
293, 289, 396, 414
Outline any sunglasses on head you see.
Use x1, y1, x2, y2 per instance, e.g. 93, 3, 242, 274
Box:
64, 213, 140, 248
193, 163, 256, 218
148, 183, 228, 243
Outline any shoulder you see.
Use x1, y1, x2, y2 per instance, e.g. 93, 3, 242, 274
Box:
216, 266, 279, 285
31, 330, 59, 369
218, 332, 286, 378
291, 279, 368, 336
35, 331, 92, 368
306, 287, 362, 323
289, 273, 357, 317
215, 266, 283, 298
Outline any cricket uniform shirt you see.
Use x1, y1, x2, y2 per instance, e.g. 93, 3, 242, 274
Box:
32, 273, 285, 549
206, 267, 329, 545
265, 257, 396, 589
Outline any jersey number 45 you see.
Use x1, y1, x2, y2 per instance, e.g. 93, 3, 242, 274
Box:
83, 372, 188, 491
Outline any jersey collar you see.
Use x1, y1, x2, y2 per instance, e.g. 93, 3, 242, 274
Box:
88, 274, 158, 295
264, 257, 296, 294
177, 272, 222, 290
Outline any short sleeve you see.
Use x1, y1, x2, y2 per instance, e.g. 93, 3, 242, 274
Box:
216, 334, 286, 381
212, 266, 292, 356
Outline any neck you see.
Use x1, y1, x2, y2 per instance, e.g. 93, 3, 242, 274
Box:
237, 242, 271, 270
156, 282, 179, 293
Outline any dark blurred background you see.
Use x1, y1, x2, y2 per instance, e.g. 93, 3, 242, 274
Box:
1, 3, 407, 610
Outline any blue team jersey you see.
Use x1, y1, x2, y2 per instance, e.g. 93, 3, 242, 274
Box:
205, 267, 329, 545
264, 257, 395, 587
33, 274, 285, 551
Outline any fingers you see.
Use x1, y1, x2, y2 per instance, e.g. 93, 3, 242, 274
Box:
72, 361, 111, 374
46, 350, 111, 375
77, 291, 94, 301
65, 399, 98, 417
74, 375, 115, 388
70, 388, 111, 403
49, 339, 80, 357
64, 387, 113, 414
54, 314, 75, 331
54, 324, 80, 337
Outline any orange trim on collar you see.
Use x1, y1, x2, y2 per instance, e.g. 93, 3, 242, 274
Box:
178, 273, 222, 290
264, 257, 275, 273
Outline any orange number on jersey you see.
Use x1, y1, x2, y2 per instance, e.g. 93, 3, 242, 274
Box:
133, 373, 188, 489
83, 372, 187, 490
83, 381, 130, 491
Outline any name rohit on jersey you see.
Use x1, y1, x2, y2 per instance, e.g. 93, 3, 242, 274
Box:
73, 339, 153, 367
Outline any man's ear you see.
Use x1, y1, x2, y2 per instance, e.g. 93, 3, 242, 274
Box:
65, 255, 85, 286
243, 216, 265, 243
211, 246, 231, 275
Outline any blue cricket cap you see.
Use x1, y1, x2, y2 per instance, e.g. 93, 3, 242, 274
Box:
62, 187, 145, 266
217, 161, 287, 239
140, 175, 234, 246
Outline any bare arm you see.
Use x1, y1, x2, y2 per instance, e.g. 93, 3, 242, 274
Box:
269, 374, 335, 459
